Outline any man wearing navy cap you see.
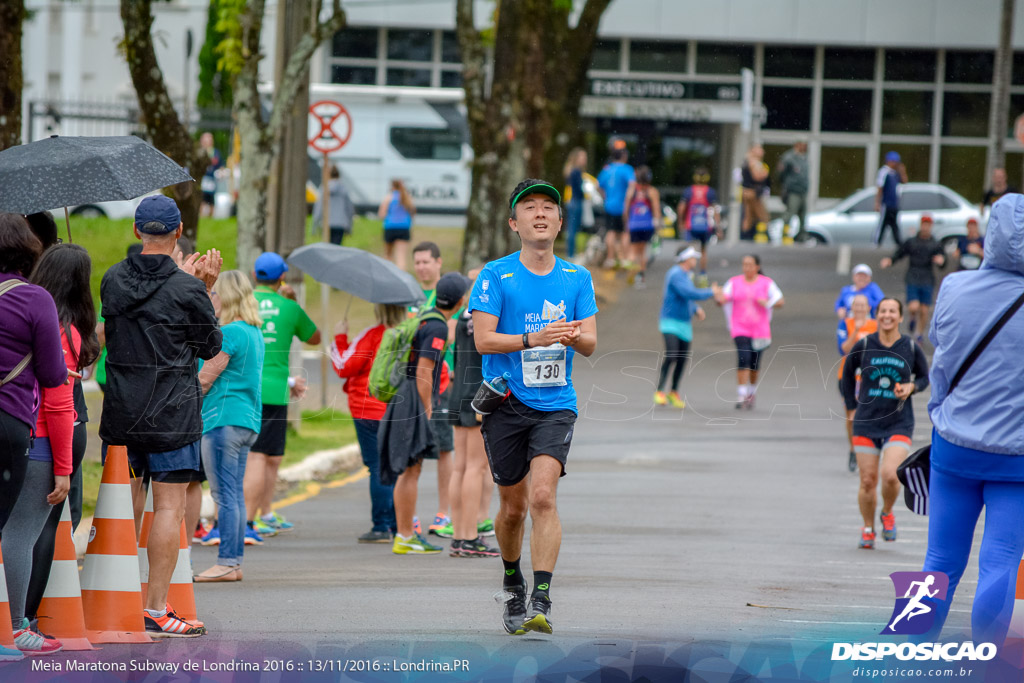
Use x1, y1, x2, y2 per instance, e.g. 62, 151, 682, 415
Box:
874, 151, 908, 247
99, 195, 222, 637
244, 252, 321, 541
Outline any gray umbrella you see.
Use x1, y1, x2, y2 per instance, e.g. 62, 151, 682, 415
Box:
287, 243, 426, 305
0, 135, 193, 215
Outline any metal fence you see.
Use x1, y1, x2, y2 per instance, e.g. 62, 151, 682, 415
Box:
27, 98, 233, 143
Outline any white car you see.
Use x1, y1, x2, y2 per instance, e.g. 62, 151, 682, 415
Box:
772, 183, 983, 251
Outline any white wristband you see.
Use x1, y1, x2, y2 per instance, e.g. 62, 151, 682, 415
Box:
288, 377, 296, 388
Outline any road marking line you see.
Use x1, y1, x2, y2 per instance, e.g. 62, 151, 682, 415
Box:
780, 619, 879, 625
273, 468, 370, 511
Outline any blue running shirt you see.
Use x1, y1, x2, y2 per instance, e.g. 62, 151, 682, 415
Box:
469, 253, 599, 413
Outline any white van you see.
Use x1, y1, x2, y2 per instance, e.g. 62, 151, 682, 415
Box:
305, 84, 470, 216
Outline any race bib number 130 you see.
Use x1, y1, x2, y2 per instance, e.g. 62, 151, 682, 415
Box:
522, 344, 567, 387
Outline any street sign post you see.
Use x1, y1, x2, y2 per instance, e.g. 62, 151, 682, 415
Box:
308, 100, 352, 408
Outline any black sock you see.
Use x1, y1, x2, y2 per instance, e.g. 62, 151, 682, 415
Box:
532, 571, 552, 601
502, 557, 523, 588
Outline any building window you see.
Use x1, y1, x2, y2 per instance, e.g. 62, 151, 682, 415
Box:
882, 144, 930, 182
386, 68, 431, 87
940, 146, 986, 202
386, 29, 433, 62
441, 31, 460, 64
440, 70, 463, 88
1009, 94, 1024, 138
1014, 52, 1024, 86
390, 127, 463, 160
630, 40, 687, 73
591, 39, 621, 71
819, 146, 866, 199
332, 27, 378, 59
821, 88, 872, 133
945, 50, 994, 84
824, 48, 875, 81
330, 65, 377, 85
884, 49, 936, 82
761, 87, 812, 131
942, 92, 990, 138
763, 46, 814, 79
1005, 152, 1024, 191
882, 91, 933, 136
696, 43, 753, 75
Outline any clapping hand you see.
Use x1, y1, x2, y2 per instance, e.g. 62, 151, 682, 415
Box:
334, 319, 349, 337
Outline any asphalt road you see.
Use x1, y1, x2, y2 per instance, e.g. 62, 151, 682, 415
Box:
14, 241, 997, 681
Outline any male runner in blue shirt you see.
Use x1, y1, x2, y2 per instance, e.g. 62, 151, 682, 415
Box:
470, 179, 599, 636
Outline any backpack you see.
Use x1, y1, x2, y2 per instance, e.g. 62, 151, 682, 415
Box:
368, 308, 447, 403
627, 188, 655, 231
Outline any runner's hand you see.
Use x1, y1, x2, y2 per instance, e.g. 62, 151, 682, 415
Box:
894, 382, 914, 400
694, 307, 706, 322
47, 475, 70, 505
558, 320, 583, 347
880, 257, 892, 269
530, 320, 576, 347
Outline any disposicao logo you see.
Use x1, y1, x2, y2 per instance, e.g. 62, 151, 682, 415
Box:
883, 571, 948, 635
830, 571, 997, 663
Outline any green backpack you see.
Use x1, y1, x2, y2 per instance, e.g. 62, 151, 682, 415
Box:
368, 308, 447, 403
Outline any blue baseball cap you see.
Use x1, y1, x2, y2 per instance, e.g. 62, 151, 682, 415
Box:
885, 151, 901, 163
134, 195, 181, 234
254, 252, 289, 281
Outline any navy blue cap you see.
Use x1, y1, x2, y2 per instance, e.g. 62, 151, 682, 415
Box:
254, 252, 289, 281
435, 272, 470, 309
134, 195, 181, 235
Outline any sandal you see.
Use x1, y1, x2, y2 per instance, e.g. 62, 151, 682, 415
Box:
193, 566, 242, 583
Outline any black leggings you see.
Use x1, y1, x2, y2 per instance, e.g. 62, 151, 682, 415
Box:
0, 409, 31, 531
25, 422, 87, 621
658, 334, 691, 392
734, 336, 763, 371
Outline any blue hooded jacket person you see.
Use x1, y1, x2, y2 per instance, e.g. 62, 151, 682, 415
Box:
921, 193, 1024, 646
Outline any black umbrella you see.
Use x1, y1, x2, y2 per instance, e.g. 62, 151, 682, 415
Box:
0, 135, 193, 240
287, 243, 425, 305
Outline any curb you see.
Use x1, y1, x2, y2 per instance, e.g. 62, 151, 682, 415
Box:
74, 442, 364, 558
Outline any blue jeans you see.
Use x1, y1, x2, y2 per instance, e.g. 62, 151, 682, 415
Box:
566, 198, 582, 258
922, 466, 1024, 644
201, 426, 257, 566
354, 418, 395, 533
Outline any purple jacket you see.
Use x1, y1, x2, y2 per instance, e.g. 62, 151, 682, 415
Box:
0, 273, 68, 430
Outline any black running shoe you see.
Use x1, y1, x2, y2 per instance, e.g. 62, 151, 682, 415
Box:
459, 537, 500, 558
523, 596, 553, 634
449, 539, 463, 557
497, 583, 528, 635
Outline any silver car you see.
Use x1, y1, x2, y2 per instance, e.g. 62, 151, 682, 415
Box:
775, 182, 982, 251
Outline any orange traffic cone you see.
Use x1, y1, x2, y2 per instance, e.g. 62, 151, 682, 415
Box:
138, 489, 201, 626
1008, 559, 1024, 664
0, 545, 17, 648
80, 445, 152, 643
35, 500, 97, 650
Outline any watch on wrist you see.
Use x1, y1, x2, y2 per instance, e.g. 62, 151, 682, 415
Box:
522, 332, 531, 349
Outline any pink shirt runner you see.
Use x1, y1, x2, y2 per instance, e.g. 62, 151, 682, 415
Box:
723, 274, 780, 339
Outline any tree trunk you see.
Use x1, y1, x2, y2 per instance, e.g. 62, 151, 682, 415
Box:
988, 0, 1016, 176
456, 0, 610, 266
0, 0, 25, 151
232, 0, 345, 274
120, 0, 207, 241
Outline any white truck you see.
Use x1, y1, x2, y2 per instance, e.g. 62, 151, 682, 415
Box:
306, 84, 471, 217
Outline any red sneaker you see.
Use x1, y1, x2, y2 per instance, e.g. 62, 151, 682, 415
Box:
858, 527, 875, 549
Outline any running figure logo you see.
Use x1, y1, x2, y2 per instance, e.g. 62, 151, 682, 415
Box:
882, 572, 948, 635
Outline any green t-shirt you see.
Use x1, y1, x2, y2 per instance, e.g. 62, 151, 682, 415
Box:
95, 311, 107, 386
254, 286, 318, 405
202, 321, 266, 433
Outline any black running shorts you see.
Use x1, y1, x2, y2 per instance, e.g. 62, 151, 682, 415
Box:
251, 404, 289, 456
480, 394, 576, 487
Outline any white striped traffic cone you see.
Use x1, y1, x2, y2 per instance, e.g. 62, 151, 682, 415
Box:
35, 500, 96, 650
80, 445, 152, 643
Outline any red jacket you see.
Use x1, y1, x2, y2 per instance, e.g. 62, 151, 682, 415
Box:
332, 326, 388, 421
34, 325, 81, 476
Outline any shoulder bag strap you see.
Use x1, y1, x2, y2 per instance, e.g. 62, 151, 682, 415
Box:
0, 280, 33, 388
948, 289, 1024, 395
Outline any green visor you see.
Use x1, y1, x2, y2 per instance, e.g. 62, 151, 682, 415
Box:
510, 183, 561, 210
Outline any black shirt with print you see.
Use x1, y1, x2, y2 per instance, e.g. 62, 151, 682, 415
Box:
841, 333, 930, 438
